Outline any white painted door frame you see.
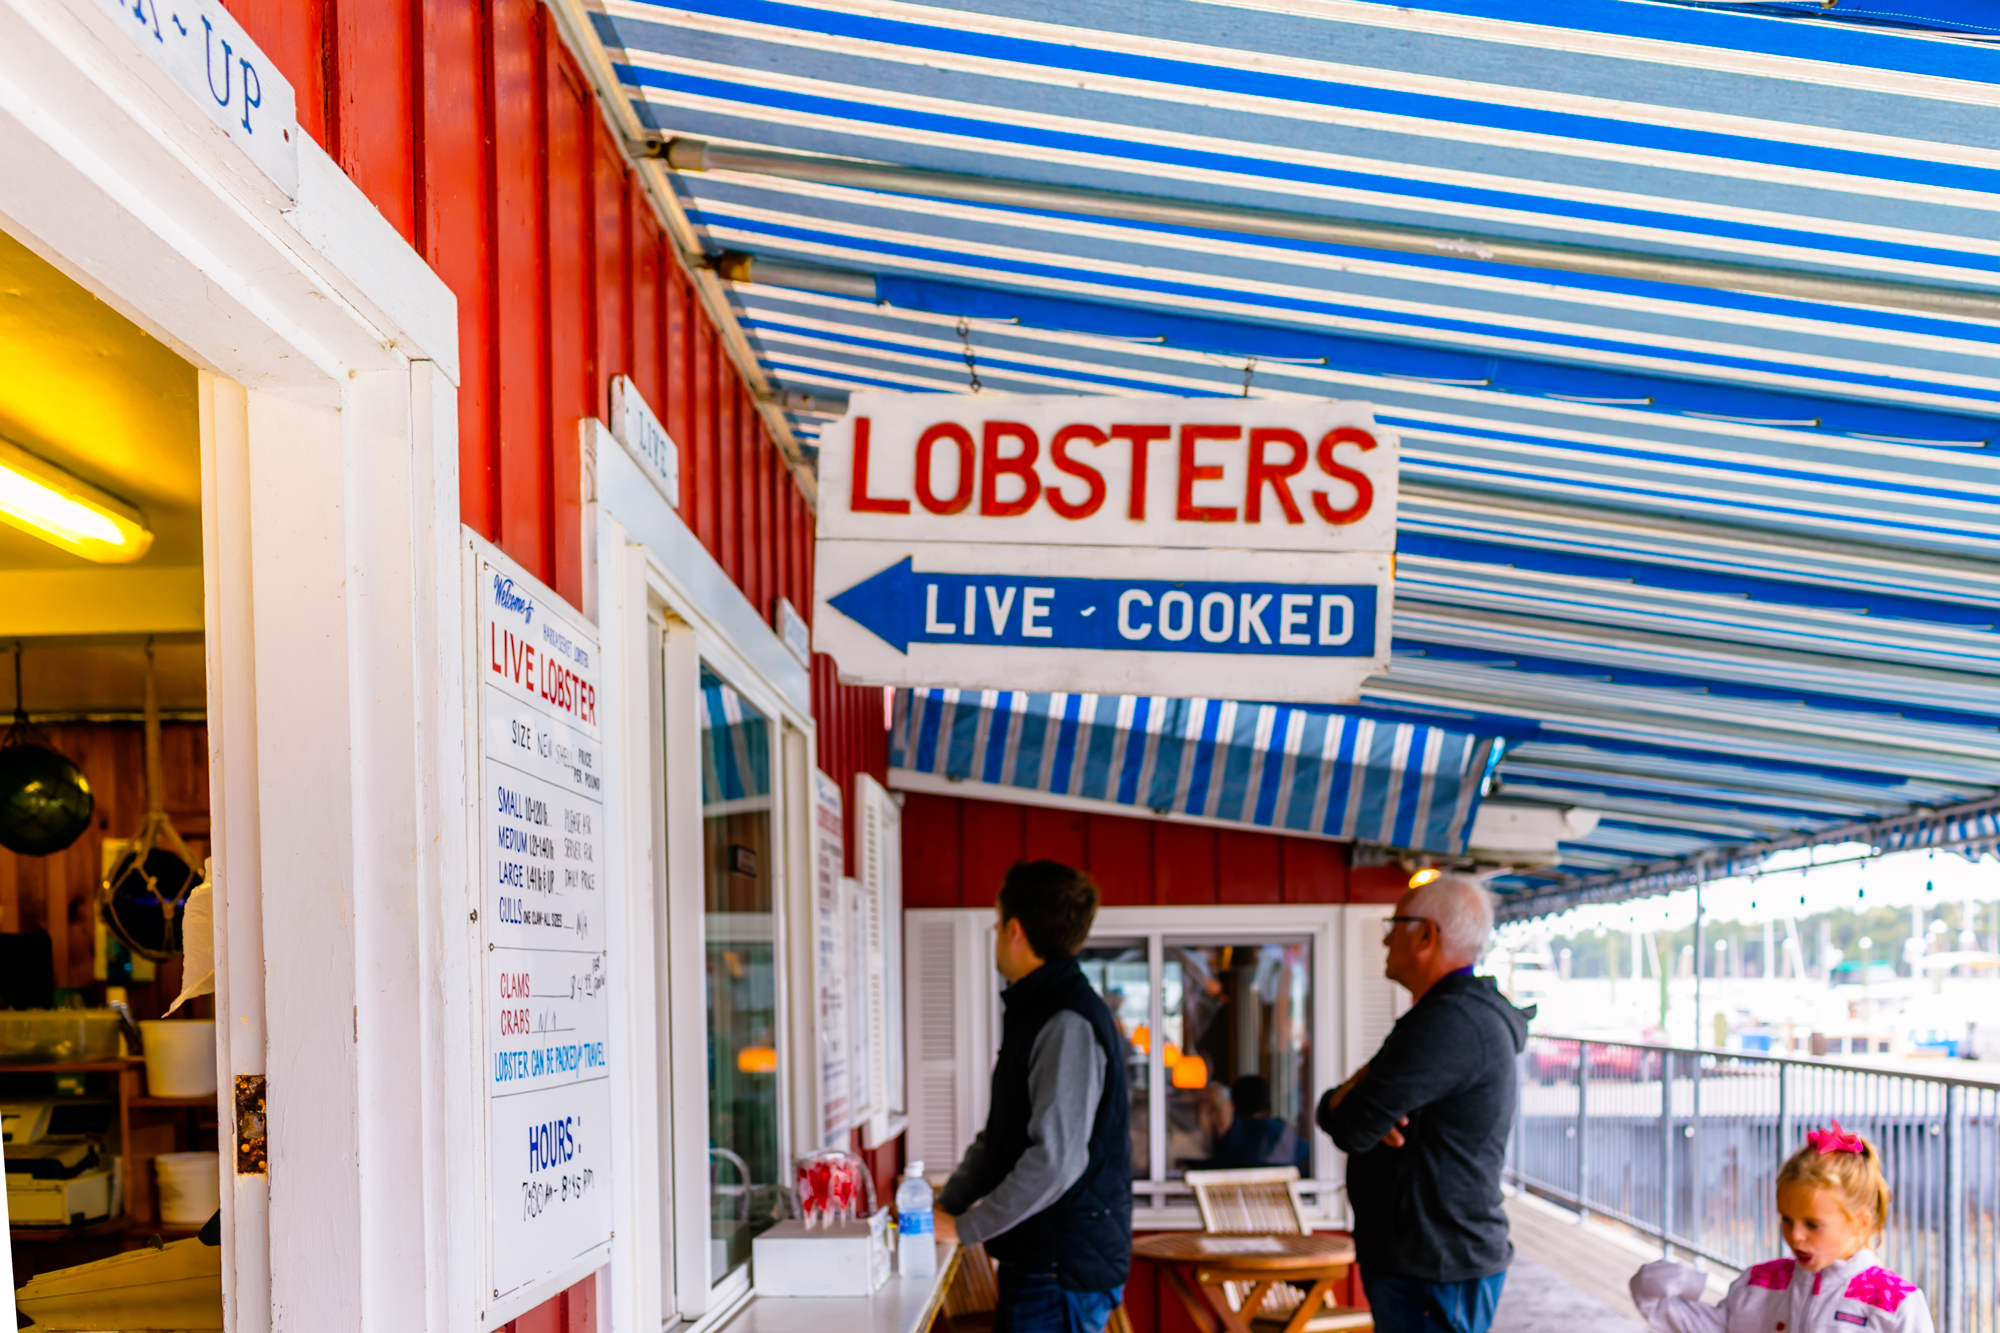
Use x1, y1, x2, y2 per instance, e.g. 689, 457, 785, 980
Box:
0, 1, 479, 1330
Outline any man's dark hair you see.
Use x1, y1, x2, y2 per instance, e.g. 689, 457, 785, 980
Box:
997, 860, 1100, 960
1231, 1074, 1272, 1119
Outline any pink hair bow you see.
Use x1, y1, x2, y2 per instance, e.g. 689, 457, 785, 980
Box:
1808, 1120, 1865, 1156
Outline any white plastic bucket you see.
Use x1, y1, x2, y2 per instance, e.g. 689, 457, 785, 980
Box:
154, 1151, 221, 1226
140, 1020, 217, 1098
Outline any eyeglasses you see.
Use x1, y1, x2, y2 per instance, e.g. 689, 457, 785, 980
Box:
1381, 915, 1435, 941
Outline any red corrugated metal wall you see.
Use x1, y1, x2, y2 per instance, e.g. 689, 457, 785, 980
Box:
213, 1, 887, 1327
220, 0, 883, 826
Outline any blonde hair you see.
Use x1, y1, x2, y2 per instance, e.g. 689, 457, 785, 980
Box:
1777, 1128, 1891, 1237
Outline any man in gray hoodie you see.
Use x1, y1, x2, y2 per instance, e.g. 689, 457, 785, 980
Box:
1317, 876, 1531, 1333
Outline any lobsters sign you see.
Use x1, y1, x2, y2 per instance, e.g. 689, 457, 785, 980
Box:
812, 394, 1395, 703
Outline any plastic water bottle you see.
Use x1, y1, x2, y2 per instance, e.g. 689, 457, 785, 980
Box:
896, 1161, 936, 1279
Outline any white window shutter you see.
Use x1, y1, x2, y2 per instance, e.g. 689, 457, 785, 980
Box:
856, 775, 905, 1146
845, 876, 874, 1129
1344, 903, 1410, 1073
903, 909, 999, 1173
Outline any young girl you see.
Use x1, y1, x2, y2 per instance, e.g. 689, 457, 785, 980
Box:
1630, 1121, 1934, 1333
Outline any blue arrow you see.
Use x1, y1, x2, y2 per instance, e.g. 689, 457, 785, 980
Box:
828, 558, 1379, 658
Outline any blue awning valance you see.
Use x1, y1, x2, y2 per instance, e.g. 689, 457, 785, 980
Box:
889, 688, 1501, 855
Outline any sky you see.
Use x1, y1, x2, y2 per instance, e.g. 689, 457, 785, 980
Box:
1494, 845, 2000, 942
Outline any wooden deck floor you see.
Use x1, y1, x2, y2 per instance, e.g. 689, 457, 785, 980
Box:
1496, 1192, 1732, 1333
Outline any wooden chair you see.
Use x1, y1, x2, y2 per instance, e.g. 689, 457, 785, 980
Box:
1186, 1167, 1314, 1235
939, 1242, 1135, 1333
1183, 1168, 1372, 1333
942, 1242, 1000, 1332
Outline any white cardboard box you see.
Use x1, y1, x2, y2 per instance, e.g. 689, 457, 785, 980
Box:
752, 1211, 891, 1297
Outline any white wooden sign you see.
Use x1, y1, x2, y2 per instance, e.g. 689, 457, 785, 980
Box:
610, 375, 679, 509
472, 540, 612, 1310
810, 770, 851, 1147
93, 0, 299, 197
812, 394, 1396, 703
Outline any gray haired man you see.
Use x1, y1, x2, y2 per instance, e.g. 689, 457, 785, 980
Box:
1316, 876, 1532, 1333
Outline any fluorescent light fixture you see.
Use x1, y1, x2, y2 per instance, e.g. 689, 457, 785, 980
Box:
0, 436, 152, 562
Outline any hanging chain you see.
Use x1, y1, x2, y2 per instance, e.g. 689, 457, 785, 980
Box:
1241, 356, 1258, 398
956, 317, 984, 394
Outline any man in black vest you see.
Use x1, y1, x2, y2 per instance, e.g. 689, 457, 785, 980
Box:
939, 861, 1131, 1333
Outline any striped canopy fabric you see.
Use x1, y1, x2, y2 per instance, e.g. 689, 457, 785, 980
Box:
589, 0, 2000, 912
889, 688, 1499, 854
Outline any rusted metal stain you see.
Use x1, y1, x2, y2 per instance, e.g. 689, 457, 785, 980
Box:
235, 1073, 268, 1176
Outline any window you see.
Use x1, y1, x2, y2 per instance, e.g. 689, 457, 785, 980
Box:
1080, 932, 1316, 1206
1160, 943, 1313, 1178
1078, 907, 1346, 1224
699, 665, 783, 1284
1077, 943, 1152, 1179
902, 903, 1384, 1229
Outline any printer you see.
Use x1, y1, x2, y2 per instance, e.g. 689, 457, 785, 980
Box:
3, 1098, 117, 1227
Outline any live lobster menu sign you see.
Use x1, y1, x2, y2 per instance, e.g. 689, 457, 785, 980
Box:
471, 538, 612, 1313
812, 394, 1396, 703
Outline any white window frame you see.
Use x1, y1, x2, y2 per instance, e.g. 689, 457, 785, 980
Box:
593, 441, 816, 1329
659, 606, 804, 1320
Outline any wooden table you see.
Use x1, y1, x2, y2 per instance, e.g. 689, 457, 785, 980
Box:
1131, 1233, 1357, 1333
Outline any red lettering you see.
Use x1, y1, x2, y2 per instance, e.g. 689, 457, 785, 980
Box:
1312, 428, 1377, 525
1108, 424, 1169, 520
1047, 425, 1107, 520
1245, 428, 1308, 524
1177, 425, 1239, 522
849, 417, 910, 514
490, 624, 502, 677
979, 421, 1041, 517
915, 423, 976, 515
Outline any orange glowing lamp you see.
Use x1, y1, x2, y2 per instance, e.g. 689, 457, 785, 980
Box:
736, 1045, 778, 1074
1170, 1055, 1209, 1090
1130, 1025, 1150, 1055
1162, 1042, 1181, 1067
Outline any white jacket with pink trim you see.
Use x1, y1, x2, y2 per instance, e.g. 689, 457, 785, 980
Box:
1630, 1251, 1934, 1333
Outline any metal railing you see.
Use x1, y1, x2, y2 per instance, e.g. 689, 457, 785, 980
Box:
1505, 1036, 2000, 1333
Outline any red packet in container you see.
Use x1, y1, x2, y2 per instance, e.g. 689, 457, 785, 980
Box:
792, 1149, 850, 1230
792, 1149, 876, 1228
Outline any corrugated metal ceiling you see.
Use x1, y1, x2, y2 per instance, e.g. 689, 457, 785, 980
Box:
584, 0, 2000, 913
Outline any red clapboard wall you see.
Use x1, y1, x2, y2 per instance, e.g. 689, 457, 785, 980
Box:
899, 792, 1374, 909
211, 0, 888, 1327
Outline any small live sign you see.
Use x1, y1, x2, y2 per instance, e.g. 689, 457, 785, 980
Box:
775, 597, 812, 669
812, 394, 1396, 704
610, 376, 680, 509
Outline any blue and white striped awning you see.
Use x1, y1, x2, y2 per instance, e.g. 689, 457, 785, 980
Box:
889, 688, 1500, 855
586, 0, 2000, 911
